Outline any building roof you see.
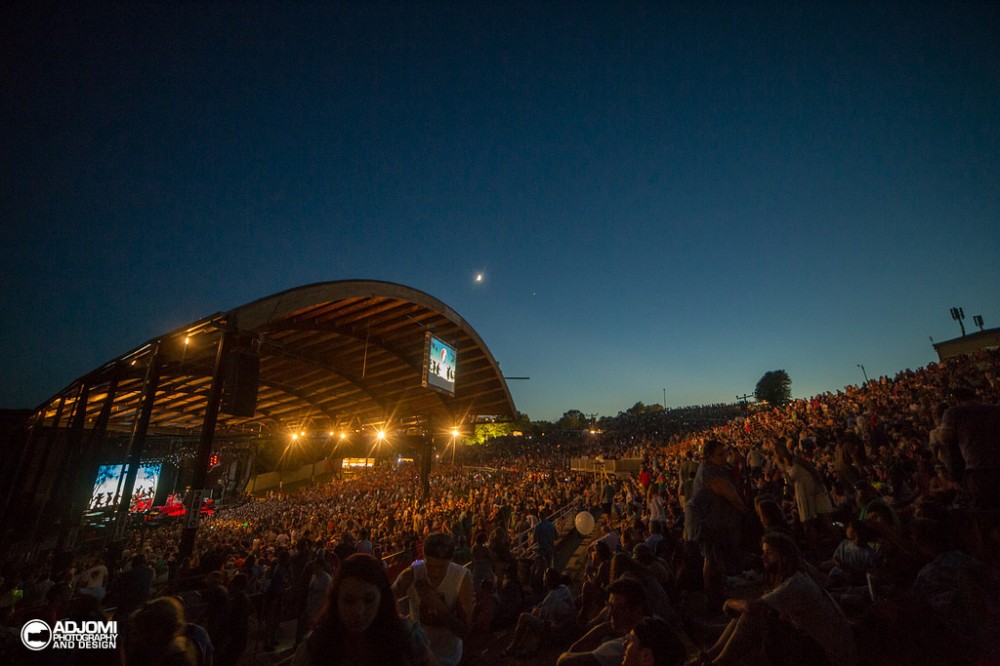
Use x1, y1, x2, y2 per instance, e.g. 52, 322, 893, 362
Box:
36, 280, 516, 436
932, 326, 1000, 361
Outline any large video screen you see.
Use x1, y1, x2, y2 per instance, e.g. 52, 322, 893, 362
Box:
423, 334, 457, 395
89, 462, 162, 511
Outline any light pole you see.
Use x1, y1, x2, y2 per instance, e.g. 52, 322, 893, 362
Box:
662, 388, 667, 411
857, 364, 869, 384
950, 307, 967, 337
451, 429, 460, 465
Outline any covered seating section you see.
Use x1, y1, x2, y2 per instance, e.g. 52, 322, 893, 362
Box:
0, 280, 515, 560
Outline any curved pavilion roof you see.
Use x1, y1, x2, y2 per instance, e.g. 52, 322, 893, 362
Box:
38, 281, 516, 436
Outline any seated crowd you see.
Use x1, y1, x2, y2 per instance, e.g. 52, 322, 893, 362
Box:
0, 349, 998, 665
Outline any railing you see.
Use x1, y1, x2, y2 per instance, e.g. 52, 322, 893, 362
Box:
377, 496, 583, 572
510, 499, 581, 558
380, 548, 415, 583
569, 457, 642, 475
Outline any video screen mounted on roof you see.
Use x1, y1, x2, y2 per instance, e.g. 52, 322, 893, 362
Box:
423, 333, 456, 396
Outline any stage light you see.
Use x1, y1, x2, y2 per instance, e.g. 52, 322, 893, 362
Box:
291, 433, 299, 441
451, 428, 460, 437
376, 430, 386, 440
184, 336, 190, 345
340, 432, 347, 440
328, 431, 334, 437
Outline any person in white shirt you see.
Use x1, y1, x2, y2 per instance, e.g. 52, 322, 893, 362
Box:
392, 533, 474, 666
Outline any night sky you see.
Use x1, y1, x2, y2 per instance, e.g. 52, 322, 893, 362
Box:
2, 3, 998, 421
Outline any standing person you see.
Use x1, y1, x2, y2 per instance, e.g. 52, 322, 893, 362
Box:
833, 435, 863, 487
533, 512, 558, 570
116, 552, 154, 618
578, 541, 613, 625
677, 453, 700, 508
746, 444, 766, 479
356, 528, 374, 555
647, 489, 666, 527
297, 559, 333, 645
773, 443, 834, 550
639, 466, 652, 500
215, 574, 252, 666
470, 532, 495, 589
602, 481, 616, 519
77, 555, 110, 602
392, 533, 474, 666
262, 549, 290, 651
938, 387, 1000, 509
683, 440, 747, 613
292, 554, 434, 666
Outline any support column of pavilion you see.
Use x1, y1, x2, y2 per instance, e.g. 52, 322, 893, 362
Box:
418, 431, 433, 500
29, 380, 91, 547
178, 323, 235, 563
0, 406, 46, 542
109, 344, 163, 554
58, 368, 122, 552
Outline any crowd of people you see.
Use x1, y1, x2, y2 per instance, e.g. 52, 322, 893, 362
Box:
573, 349, 1000, 665
0, 348, 998, 665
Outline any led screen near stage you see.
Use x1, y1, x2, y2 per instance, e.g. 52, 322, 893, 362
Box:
423, 334, 456, 395
89, 462, 162, 511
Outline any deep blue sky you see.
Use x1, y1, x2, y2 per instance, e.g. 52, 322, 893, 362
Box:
2, 3, 998, 421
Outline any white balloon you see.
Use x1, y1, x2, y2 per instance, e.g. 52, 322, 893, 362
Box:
575, 511, 596, 536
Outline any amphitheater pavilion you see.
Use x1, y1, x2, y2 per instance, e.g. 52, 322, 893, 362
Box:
0, 280, 516, 561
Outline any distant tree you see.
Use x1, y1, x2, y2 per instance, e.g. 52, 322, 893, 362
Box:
531, 420, 555, 435
754, 370, 792, 406
472, 421, 514, 444
556, 409, 587, 430
513, 411, 533, 431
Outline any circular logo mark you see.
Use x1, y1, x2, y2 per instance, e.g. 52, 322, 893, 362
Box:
21, 619, 52, 651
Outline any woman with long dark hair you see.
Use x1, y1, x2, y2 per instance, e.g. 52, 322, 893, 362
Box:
291, 553, 435, 666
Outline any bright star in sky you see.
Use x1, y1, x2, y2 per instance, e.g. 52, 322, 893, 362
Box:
475, 273, 484, 283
